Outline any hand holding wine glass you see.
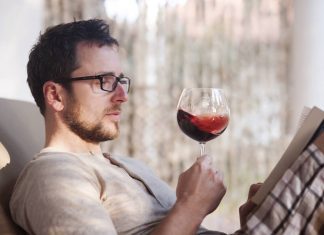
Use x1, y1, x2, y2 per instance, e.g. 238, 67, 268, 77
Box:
177, 88, 230, 156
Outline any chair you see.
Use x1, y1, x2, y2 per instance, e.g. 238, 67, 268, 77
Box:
0, 98, 44, 234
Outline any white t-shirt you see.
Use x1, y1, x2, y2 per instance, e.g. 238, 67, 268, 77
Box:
10, 148, 222, 235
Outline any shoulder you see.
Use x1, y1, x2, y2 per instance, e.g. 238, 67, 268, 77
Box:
10, 152, 115, 235
17, 152, 90, 181
10, 152, 100, 210
11, 152, 100, 202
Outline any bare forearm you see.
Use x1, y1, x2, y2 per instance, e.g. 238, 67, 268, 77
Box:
150, 199, 204, 235
151, 156, 226, 235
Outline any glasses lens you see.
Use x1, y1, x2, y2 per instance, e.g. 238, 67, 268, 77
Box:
101, 74, 117, 91
119, 78, 130, 93
100, 74, 130, 93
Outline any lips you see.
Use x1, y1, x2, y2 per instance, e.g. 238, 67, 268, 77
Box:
107, 111, 121, 115
105, 109, 121, 122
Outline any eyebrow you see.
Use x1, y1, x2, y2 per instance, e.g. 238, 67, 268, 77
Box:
97, 72, 125, 77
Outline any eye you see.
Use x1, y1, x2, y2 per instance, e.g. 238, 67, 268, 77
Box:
119, 78, 128, 84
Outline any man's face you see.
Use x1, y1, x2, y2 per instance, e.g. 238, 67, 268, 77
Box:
62, 43, 128, 143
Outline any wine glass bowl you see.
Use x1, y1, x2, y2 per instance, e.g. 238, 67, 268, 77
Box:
177, 88, 230, 156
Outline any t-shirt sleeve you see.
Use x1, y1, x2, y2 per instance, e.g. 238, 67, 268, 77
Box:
10, 156, 117, 235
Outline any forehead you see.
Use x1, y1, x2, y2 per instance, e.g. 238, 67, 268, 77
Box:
73, 42, 121, 76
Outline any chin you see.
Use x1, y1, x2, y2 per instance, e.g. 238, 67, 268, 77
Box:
103, 123, 120, 140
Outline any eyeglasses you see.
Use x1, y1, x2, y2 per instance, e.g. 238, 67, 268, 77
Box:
55, 73, 131, 93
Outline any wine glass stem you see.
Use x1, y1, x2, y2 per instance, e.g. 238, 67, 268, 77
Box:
200, 142, 206, 156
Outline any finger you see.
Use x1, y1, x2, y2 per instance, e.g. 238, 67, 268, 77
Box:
215, 170, 224, 181
239, 200, 257, 227
248, 183, 263, 199
197, 154, 212, 166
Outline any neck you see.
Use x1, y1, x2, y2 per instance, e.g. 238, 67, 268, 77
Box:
44, 116, 102, 155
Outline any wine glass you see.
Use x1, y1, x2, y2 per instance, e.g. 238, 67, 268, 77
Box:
177, 88, 230, 156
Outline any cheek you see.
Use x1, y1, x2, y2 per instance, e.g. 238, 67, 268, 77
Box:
71, 86, 112, 119
85, 100, 107, 120
81, 105, 102, 121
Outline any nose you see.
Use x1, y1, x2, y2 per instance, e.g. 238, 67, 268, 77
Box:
111, 83, 128, 103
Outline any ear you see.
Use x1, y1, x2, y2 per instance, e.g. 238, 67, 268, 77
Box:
43, 81, 65, 112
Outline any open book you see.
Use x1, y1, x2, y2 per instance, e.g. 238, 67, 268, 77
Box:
0, 143, 10, 170
251, 106, 324, 205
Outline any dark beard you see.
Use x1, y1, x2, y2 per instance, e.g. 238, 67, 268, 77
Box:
62, 97, 119, 143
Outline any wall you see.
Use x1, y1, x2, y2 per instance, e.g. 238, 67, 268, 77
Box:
289, 0, 324, 132
0, 0, 43, 103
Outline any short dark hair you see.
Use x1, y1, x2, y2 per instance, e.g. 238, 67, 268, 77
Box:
27, 19, 119, 115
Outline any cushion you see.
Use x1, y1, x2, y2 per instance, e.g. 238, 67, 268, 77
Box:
0, 98, 44, 234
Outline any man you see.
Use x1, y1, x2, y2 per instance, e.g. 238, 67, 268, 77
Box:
10, 19, 248, 235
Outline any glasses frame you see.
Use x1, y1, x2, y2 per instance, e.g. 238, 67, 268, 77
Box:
55, 73, 131, 93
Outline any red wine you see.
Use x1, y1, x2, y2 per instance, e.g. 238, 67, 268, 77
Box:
177, 109, 229, 142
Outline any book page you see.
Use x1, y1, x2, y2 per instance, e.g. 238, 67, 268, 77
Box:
251, 107, 324, 205
0, 142, 10, 169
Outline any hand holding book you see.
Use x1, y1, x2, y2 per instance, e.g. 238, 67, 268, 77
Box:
251, 106, 324, 205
